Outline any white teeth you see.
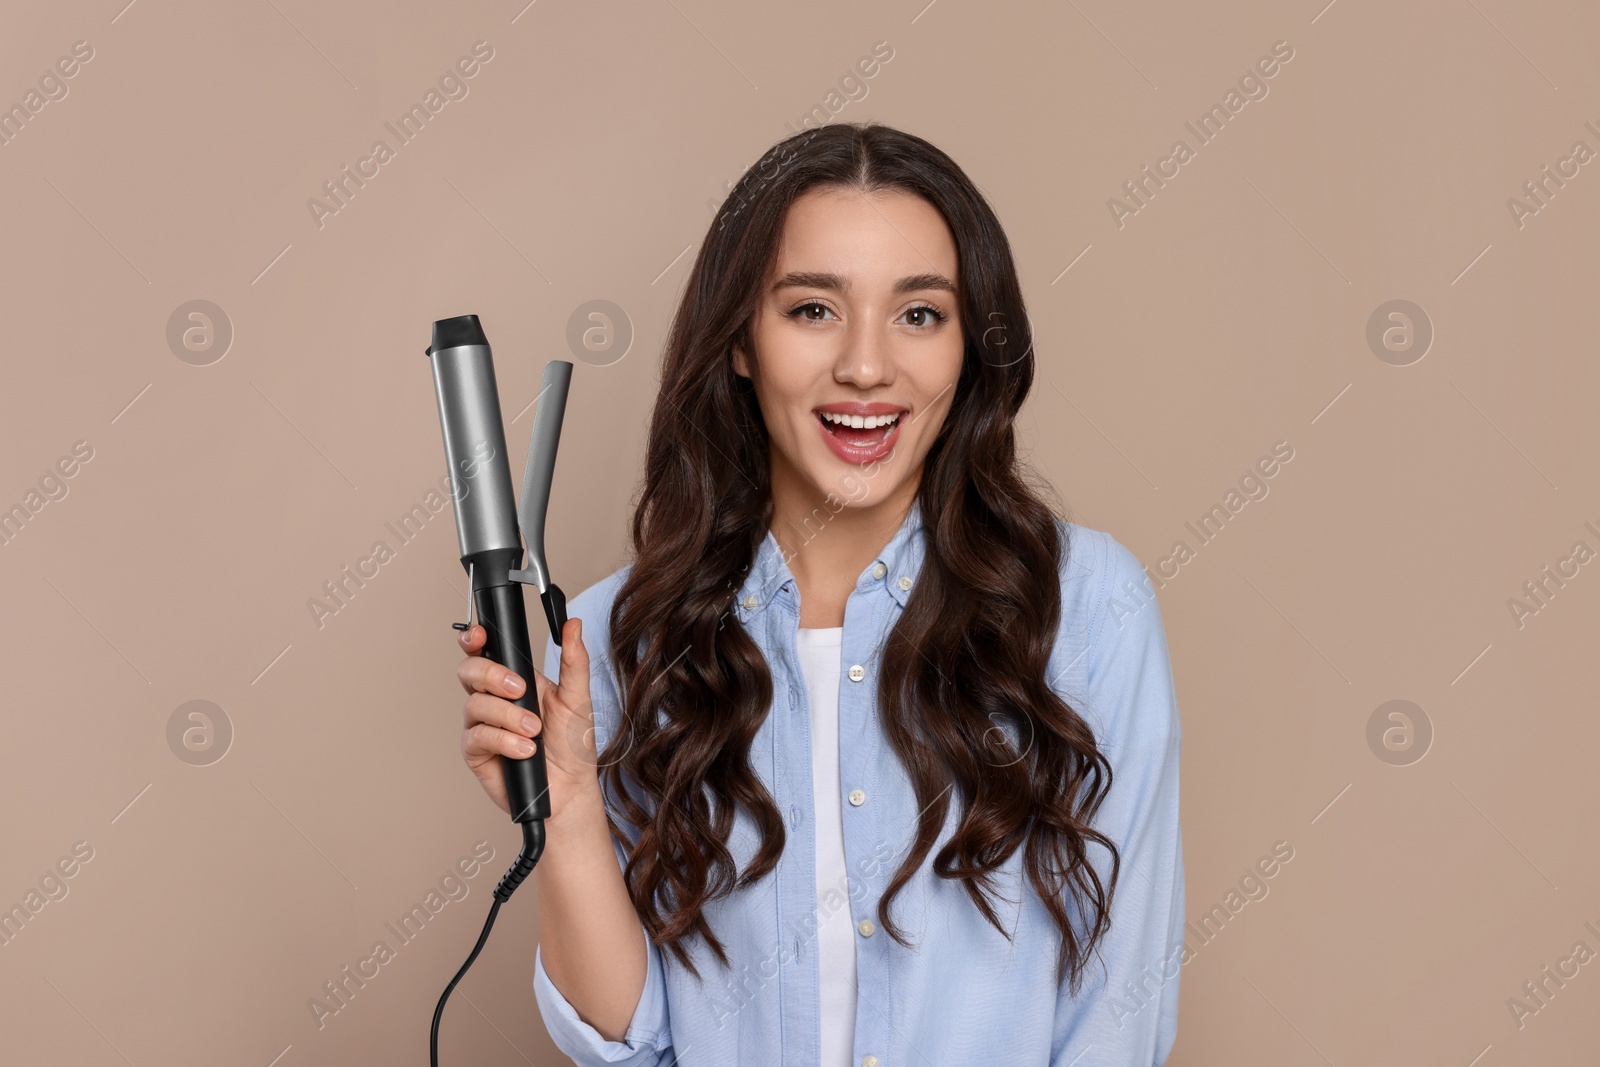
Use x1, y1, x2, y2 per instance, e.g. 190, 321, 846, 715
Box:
820, 411, 900, 429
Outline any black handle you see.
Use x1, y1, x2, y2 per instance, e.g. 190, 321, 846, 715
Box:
475, 581, 552, 824
540, 583, 568, 651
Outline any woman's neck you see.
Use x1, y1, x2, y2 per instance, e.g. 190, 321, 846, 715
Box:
767, 472, 919, 628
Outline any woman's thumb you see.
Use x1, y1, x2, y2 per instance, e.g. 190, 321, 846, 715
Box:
556, 617, 590, 712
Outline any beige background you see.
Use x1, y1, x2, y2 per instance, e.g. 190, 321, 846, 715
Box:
1, 0, 1596, 1063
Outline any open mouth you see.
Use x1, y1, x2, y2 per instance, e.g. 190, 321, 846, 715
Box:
815, 409, 903, 447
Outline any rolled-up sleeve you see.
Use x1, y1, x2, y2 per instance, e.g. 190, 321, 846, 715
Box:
532, 603, 675, 1066
1051, 530, 1185, 1066
532, 836, 674, 1066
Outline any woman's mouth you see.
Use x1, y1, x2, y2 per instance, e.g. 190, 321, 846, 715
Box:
814, 408, 904, 463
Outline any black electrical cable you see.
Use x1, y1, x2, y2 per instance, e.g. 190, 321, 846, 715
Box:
430, 818, 545, 1066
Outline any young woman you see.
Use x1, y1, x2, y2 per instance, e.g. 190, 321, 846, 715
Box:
455, 122, 1185, 1066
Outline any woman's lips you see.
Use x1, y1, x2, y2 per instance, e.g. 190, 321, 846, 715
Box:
814, 411, 901, 464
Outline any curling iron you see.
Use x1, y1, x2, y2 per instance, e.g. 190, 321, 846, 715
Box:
423, 313, 573, 1065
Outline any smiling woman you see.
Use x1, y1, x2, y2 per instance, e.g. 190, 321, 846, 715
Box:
452, 122, 1185, 1067
732, 188, 963, 505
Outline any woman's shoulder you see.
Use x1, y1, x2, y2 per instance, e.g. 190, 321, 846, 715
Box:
1055, 518, 1156, 639
1048, 519, 1169, 720
561, 529, 1159, 671
554, 528, 1168, 728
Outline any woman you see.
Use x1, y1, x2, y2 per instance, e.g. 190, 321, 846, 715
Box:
455, 122, 1184, 1066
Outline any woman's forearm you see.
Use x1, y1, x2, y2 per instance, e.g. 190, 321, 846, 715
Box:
534, 787, 648, 1043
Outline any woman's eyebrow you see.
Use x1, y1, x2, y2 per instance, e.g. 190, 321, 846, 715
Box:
770, 270, 956, 295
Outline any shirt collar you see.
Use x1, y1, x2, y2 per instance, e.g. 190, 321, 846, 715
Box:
734, 498, 927, 621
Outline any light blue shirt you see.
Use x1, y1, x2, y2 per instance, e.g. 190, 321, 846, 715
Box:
534, 500, 1184, 1066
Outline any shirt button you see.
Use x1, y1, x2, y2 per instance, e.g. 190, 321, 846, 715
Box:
871, 562, 887, 579
862, 1057, 879, 1067
898, 576, 912, 590
848, 788, 866, 806
857, 918, 875, 936
743, 595, 758, 609
847, 665, 865, 682
789, 687, 797, 707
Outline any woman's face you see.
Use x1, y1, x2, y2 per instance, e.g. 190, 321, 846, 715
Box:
734, 185, 964, 514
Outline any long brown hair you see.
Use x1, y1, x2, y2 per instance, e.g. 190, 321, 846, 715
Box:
603, 122, 1119, 994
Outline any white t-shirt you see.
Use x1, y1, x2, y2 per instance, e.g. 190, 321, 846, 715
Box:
795, 625, 856, 1067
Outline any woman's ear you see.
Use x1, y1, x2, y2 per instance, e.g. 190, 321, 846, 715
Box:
731, 342, 751, 379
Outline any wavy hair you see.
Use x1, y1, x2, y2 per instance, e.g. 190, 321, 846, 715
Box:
603, 122, 1119, 994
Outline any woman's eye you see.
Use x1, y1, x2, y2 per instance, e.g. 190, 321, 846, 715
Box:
788, 302, 835, 322
786, 302, 947, 326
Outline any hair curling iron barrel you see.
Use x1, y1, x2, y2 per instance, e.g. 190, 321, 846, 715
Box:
424, 313, 573, 1065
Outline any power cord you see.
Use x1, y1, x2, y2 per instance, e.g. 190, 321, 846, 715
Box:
430, 818, 545, 1066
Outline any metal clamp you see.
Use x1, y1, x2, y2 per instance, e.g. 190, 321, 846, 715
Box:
451, 561, 478, 632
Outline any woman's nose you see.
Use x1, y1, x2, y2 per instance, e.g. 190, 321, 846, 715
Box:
834, 323, 894, 387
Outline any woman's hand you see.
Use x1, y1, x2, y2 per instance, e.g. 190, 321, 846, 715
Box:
457, 617, 604, 822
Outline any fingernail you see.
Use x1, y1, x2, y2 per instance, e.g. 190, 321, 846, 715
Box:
505, 673, 523, 694
515, 738, 535, 756
522, 715, 539, 734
